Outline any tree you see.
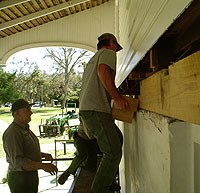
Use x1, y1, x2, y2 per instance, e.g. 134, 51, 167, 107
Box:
5, 56, 64, 105
7, 58, 47, 102
68, 71, 83, 101
44, 47, 92, 108
0, 69, 22, 105
3, 47, 93, 106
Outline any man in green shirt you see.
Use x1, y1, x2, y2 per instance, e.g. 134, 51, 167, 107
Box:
3, 99, 58, 193
79, 33, 129, 193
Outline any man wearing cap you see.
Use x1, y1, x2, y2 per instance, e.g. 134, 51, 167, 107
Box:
79, 33, 129, 193
3, 99, 58, 193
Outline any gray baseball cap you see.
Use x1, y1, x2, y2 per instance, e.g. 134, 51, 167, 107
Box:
98, 33, 123, 52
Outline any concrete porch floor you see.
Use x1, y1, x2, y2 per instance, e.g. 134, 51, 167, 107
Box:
0, 170, 74, 193
38, 170, 74, 192
0, 141, 76, 193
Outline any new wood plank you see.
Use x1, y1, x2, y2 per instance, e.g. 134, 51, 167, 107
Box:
140, 51, 200, 125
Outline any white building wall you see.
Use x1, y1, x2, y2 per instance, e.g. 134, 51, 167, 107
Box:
118, 110, 200, 193
119, 111, 171, 193
136, 111, 170, 193
0, 0, 115, 65
170, 122, 200, 193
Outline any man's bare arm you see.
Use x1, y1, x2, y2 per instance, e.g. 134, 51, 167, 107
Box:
97, 64, 129, 110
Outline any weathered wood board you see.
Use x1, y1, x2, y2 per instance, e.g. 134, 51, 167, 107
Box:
140, 51, 200, 125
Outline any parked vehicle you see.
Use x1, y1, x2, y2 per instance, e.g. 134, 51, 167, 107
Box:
32, 101, 46, 107
4, 103, 12, 107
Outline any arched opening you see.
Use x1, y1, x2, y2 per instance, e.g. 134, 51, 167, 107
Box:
0, 46, 95, 192
3, 46, 94, 107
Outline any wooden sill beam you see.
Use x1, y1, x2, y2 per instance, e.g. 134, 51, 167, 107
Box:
139, 50, 200, 125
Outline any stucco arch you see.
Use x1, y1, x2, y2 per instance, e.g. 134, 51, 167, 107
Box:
3, 42, 96, 66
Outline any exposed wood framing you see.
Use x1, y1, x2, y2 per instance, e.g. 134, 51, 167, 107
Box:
139, 50, 200, 125
150, 48, 158, 72
173, 17, 200, 61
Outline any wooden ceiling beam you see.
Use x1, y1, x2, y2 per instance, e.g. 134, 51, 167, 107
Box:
0, 0, 31, 10
0, 0, 90, 30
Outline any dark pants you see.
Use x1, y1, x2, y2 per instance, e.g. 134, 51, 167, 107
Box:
80, 111, 123, 193
68, 131, 98, 174
7, 170, 39, 193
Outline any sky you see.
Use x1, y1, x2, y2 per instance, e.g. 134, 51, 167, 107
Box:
4, 47, 93, 74
4, 47, 56, 74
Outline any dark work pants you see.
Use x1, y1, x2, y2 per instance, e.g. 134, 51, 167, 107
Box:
79, 111, 123, 193
68, 131, 98, 174
7, 170, 39, 193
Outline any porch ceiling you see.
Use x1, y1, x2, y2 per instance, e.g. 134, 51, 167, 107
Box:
0, 0, 110, 38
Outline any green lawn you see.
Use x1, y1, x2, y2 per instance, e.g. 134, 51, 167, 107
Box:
0, 107, 63, 133
0, 107, 76, 158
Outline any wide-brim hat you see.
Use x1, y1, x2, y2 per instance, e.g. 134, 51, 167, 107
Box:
11, 99, 34, 113
98, 33, 123, 52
